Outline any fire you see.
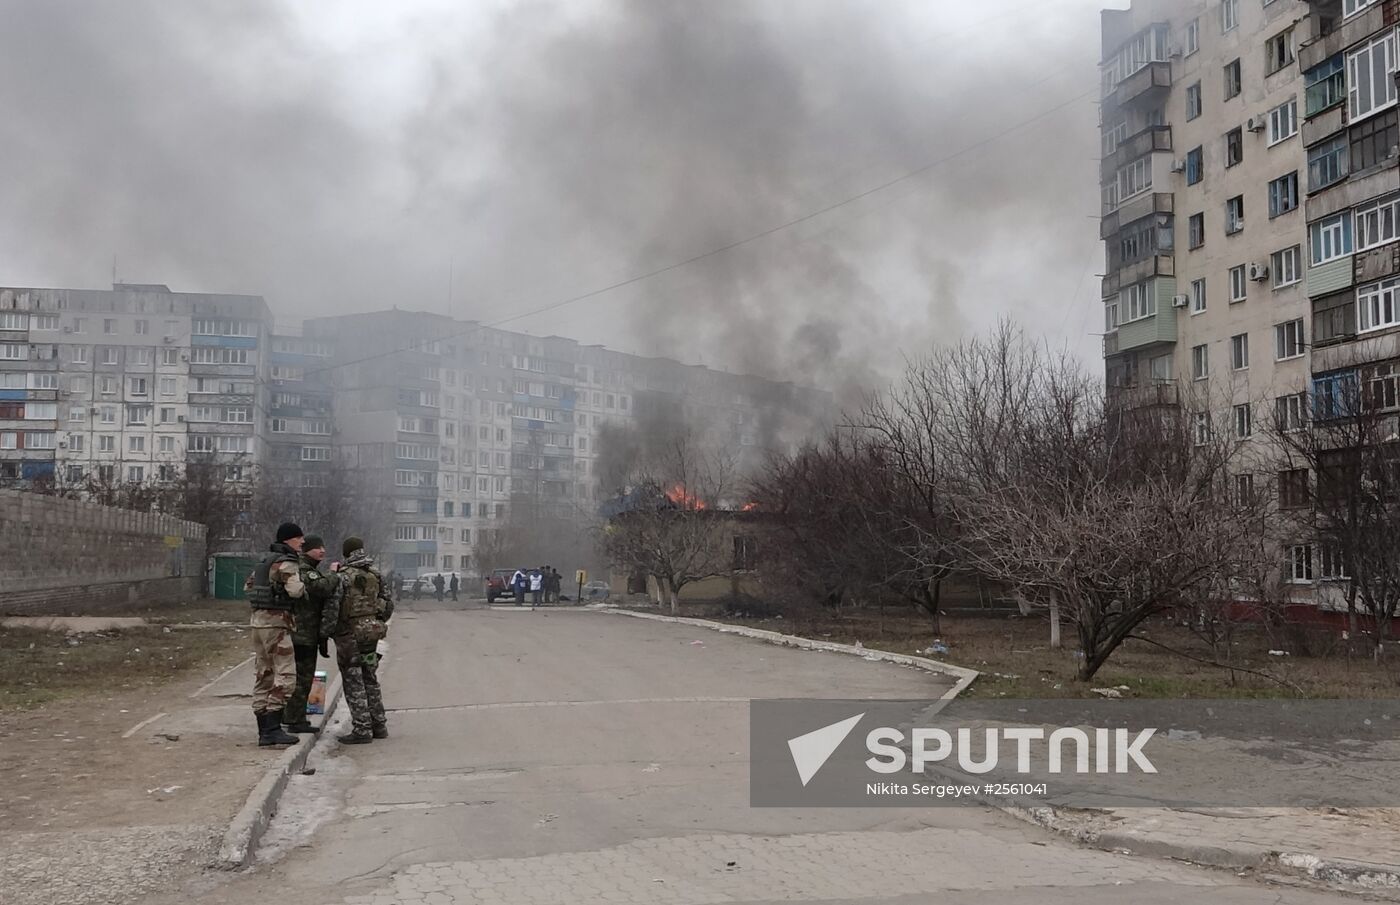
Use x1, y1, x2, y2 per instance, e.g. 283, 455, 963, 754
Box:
666, 483, 707, 510
741, 502, 758, 511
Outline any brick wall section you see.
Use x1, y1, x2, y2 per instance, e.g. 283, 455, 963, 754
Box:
0, 490, 206, 615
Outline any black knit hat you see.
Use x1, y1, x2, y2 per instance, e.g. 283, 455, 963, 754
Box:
342, 535, 364, 557
275, 521, 304, 543
303, 534, 325, 552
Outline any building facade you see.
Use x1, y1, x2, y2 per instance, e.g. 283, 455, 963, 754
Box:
1101, 0, 1400, 592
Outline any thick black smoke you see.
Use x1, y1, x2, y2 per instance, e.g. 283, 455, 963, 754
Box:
0, 0, 1102, 403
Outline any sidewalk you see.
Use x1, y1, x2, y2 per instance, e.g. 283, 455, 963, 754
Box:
1019, 805, 1400, 893
0, 645, 338, 905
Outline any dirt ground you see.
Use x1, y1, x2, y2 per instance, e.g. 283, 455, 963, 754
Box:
0, 598, 299, 905
667, 601, 1400, 698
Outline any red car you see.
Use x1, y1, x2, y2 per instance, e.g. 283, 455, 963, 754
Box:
485, 568, 515, 603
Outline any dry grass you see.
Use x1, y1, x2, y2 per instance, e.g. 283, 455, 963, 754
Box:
0, 625, 247, 711
668, 601, 1400, 699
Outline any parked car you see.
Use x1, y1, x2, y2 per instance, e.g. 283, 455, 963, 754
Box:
485, 568, 516, 603
582, 579, 611, 601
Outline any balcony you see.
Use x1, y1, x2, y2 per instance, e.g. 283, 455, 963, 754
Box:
1302, 103, 1346, 147
1313, 328, 1400, 371
1356, 241, 1400, 284
1105, 61, 1172, 112
1306, 255, 1355, 298
1298, 1, 1384, 72
1107, 380, 1180, 411
1109, 306, 1178, 357
1101, 192, 1173, 240
1101, 125, 1172, 180
1306, 166, 1399, 221
1102, 255, 1174, 298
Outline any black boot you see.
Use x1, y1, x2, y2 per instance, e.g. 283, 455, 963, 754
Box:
337, 730, 373, 744
284, 720, 317, 734
372, 723, 389, 739
258, 711, 300, 747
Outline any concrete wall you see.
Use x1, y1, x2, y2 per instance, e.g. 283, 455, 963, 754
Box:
0, 489, 206, 615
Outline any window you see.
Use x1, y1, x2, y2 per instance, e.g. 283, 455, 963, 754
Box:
1367, 362, 1400, 410
1193, 411, 1213, 445
1358, 276, 1400, 331
0, 431, 14, 450
71, 346, 87, 364
68, 435, 84, 452
1268, 173, 1298, 218
1185, 18, 1199, 56
190, 434, 215, 453
0, 343, 28, 360
129, 377, 148, 397
1306, 56, 1346, 118
134, 319, 149, 335
25, 402, 56, 419
159, 435, 175, 453
158, 464, 176, 482
1279, 468, 1310, 508
1267, 28, 1295, 75
1307, 136, 1348, 191
162, 347, 179, 366
1286, 545, 1314, 583
1186, 81, 1203, 120
99, 376, 116, 395
1226, 195, 1245, 234
1221, 0, 1238, 32
1224, 59, 1242, 100
1191, 278, 1207, 314
1225, 127, 1243, 167
156, 377, 175, 396
1192, 344, 1210, 380
129, 435, 146, 453
98, 435, 115, 452
1189, 212, 1206, 249
1230, 265, 1248, 302
301, 446, 331, 461
1310, 212, 1354, 264
28, 373, 57, 390
1120, 281, 1156, 322
1320, 545, 1350, 581
159, 407, 175, 423
126, 405, 150, 426
1185, 146, 1204, 184
100, 347, 119, 365
31, 314, 58, 331
1347, 30, 1397, 121
1351, 110, 1399, 172
100, 405, 116, 424
1277, 389, 1307, 428
1232, 403, 1253, 439
1356, 194, 1400, 251
0, 312, 27, 330
192, 319, 255, 337
1345, 0, 1380, 17
1116, 156, 1152, 201
22, 432, 55, 450
189, 347, 249, 365
222, 406, 252, 423
103, 318, 116, 334
1271, 246, 1301, 287
1231, 333, 1250, 370
72, 317, 85, 334
68, 407, 84, 422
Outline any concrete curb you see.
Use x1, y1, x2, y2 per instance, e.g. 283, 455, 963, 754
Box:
597, 607, 979, 699
213, 673, 344, 870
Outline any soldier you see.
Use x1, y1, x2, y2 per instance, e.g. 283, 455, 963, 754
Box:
244, 521, 305, 748
323, 536, 393, 744
283, 534, 338, 735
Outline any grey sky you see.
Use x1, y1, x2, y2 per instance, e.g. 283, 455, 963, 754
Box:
0, 0, 1105, 401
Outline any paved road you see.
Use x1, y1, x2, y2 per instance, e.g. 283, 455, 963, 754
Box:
173, 603, 1354, 904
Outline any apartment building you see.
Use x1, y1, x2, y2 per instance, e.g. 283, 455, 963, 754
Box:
0, 285, 273, 519
307, 311, 829, 577
1101, 0, 1400, 591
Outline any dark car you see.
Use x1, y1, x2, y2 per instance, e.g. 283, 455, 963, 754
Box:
485, 568, 515, 603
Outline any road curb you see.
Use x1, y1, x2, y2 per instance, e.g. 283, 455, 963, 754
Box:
597, 607, 978, 699
213, 672, 344, 870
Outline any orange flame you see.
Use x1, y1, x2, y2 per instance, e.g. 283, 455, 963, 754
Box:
666, 483, 707, 510
741, 502, 758, 511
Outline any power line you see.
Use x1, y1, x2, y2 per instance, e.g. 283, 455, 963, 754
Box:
306, 83, 1098, 378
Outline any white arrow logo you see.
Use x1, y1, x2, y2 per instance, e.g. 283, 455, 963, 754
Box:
787, 713, 865, 786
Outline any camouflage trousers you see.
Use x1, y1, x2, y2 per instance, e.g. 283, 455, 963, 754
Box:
334, 633, 385, 736
283, 643, 319, 725
250, 609, 296, 715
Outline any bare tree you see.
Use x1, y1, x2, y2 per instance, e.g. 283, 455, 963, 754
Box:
599, 431, 739, 613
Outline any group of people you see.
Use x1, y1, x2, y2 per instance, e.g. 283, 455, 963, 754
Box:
510, 566, 563, 605
405, 572, 459, 602
246, 522, 394, 748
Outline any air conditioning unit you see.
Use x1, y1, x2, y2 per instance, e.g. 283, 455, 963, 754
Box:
1247, 116, 1266, 133
62, 326, 72, 334
1172, 294, 1191, 308
177, 414, 186, 422
1170, 158, 1187, 173
1248, 262, 1270, 281
162, 336, 175, 343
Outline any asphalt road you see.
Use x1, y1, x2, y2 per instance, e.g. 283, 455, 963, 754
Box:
172, 602, 1356, 904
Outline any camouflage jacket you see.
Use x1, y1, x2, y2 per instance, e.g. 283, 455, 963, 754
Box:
292, 554, 339, 646
322, 549, 394, 640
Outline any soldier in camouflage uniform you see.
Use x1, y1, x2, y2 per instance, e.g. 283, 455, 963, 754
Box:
283, 534, 339, 734
244, 521, 306, 747
323, 535, 394, 744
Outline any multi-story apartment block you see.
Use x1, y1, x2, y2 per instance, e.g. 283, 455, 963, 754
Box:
0, 285, 272, 518
1102, 0, 1400, 591
308, 311, 828, 578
